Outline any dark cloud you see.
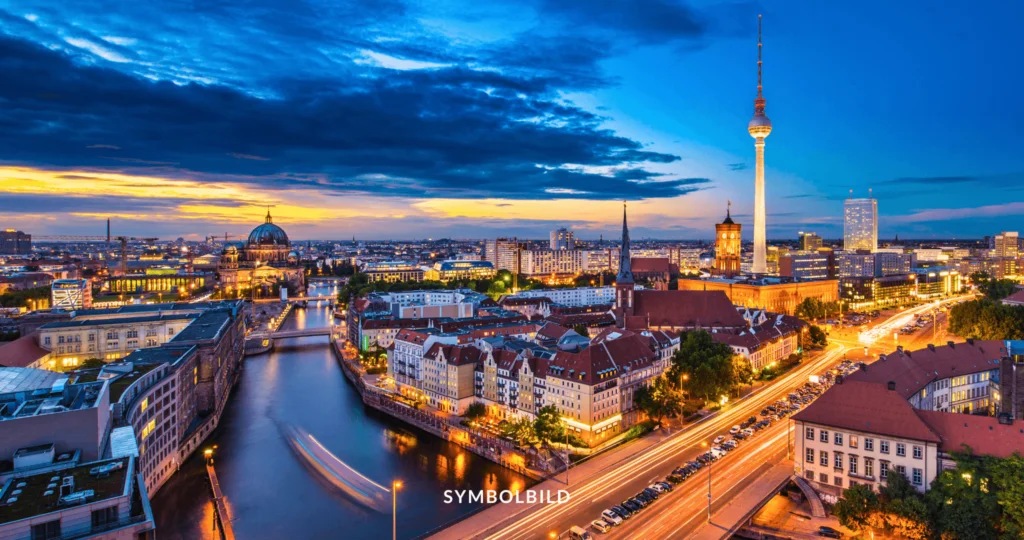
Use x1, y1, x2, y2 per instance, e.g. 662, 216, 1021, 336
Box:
883, 175, 975, 185
783, 194, 813, 199
727, 162, 747, 171
0, 34, 696, 200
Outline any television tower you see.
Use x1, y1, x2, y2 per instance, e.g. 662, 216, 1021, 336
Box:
748, 14, 772, 274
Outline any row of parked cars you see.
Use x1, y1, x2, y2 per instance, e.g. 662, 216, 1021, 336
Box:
574, 359, 854, 536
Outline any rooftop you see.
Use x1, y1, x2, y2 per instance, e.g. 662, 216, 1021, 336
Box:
792, 380, 941, 443
845, 340, 1005, 399
107, 363, 165, 403
168, 309, 233, 343
0, 457, 130, 525
0, 332, 50, 368
0, 367, 66, 395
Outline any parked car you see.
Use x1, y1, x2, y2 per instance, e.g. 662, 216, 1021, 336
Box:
713, 435, 726, 444
649, 483, 666, 494
642, 488, 660, 499
818, 526, 842, 538
742, 428, 755, 437
568, 526, 593, 540
601, 510, 623, 526
729, 425, 741, 435
611, 505, 632, 519
666, 474, 684, 484
656, 481, 673, 491
621, 499, 642, 513
591, 520, 611, 534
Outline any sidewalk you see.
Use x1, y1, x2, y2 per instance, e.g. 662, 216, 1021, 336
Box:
687, 460, 793, 540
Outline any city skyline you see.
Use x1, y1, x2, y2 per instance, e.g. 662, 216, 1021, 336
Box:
0, 2, 1022, 241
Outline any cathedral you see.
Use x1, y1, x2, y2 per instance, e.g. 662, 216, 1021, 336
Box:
217, 211, 305, 296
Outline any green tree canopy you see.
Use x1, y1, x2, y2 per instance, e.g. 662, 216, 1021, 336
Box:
533, 405, 565, 444
667, 331, 743, 403
464, 402, 487, 420
633, 377, 683, 426
949, 299, 1024, 340
833, 484, 879, 531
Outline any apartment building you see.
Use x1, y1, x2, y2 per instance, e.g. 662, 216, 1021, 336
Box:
713, 312, 807, 371
421, 344, 483, 414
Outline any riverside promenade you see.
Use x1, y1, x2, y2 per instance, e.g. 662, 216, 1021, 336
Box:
330, 338, 549, 480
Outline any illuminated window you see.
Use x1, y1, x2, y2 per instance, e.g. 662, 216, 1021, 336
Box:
141, 397, 149, 413
141, 419, 156, 440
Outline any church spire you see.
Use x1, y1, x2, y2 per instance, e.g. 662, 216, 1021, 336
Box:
617, 201, 634, 283
265, 207, 273, 224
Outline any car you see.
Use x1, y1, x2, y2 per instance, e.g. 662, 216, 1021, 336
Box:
568, 525, 594, 540
673, 466, 689, 476
649, 483, 666, 493
747, 416, 758, 425
611, 505, 632, 519
635, 492, 653, 505
591, 520, 611, 534
742, 428, 755, 437
713, 435, 726, 444
642, 487, 660, 499
601, 510, 623, 525
760, 408, 771, 416
688, 460, 704, 469
621, 499, 641, 513
734, 431, 748, 440
657, 481, 673, 491
729, 425, 741, 435
666, 474, 683, 484
723, 439, 738, 450
817, 526, 842, 538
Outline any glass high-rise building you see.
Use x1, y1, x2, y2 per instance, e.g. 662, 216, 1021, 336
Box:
844, 197, 878, 251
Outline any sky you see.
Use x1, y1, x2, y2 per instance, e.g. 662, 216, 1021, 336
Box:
0, 1, 1021, 242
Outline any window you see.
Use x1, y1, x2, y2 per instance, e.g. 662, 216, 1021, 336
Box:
31, 520, 61, 540
913, 446, 922, 459
896, 465, 906, 476
820, 451, 829, 467
849, 455, 858, 475
865, 438, 874, 451
834, 453, 843, 469
834, 476, 843, 487
806, 448, 814, 463
880, 461, 889, 480
44, 336, 51, 346
58, 335, 65, 344
865, 459, 873, 478
91, 506, 120, 530
141, 397, 149, 413
88, 334, 95, 342
141, 419, 156, 440
820, 429, 829, 443
849, 435, 858, 449
805, 427, 814, 440
880, 440, 890, 454
819, 472, 828, 483
896, 443, 906, 457
912, 468, 923, 486
834, 432, 844, 446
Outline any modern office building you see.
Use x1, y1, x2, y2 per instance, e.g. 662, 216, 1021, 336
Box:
423, 260, 496, 282
778, 252, 830, 280
839, 274, 917, 309
994, 231, 1020, 259
358, 261, 424, 283
549, 228, 574, 251
843, 196, 878, 251
0, 229, 32, 255
518, 249, 584, 277
799, 232, 823, 251
50, 279, 93, 311
484, 238, 521, 272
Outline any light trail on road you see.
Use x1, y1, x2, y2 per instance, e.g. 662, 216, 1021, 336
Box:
477, 345, 847, 540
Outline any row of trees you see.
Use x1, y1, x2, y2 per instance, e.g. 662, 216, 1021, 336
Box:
948, 299, 1024, 340
794, 297, 842, 322
0, 285, 51, 308
971, 271, 1018, 301
468, 404, 574, 447
834, 450, 1024, 539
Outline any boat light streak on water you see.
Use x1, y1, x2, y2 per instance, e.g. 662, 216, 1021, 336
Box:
284, 424, 389, 512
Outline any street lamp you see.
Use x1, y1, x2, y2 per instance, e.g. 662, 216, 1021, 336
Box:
392, 480, 403, 540
204, 448, 213, 465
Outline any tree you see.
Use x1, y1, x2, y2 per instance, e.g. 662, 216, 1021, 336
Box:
633, 377, 683, 426
925, 465, 999, 540
464, 402, 487, 420
572, 324, 589, 337
501, 417, 536, 446
988, 452, 1024, 539
795, 298, 841, 322
533, 405, 565, 444
982, 279, 1018, 301
949, 299, 1024, 340
880, 469, 920, 503
808, 325, 828, 348
885, 497, 931, 540
486, 281, 506, 300
833, 484, 879, 531
667, 331, 740, 403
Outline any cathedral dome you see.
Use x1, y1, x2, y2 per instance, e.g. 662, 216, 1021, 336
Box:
247, 211, 290, 247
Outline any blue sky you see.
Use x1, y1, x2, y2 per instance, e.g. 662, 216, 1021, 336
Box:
0, 1, 1020, 241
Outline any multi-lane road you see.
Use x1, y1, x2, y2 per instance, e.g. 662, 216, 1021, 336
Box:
434, 345, 848, 540
432, 297, 969, 540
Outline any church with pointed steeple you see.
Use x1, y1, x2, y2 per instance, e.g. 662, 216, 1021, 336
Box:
612, 204, 748, 332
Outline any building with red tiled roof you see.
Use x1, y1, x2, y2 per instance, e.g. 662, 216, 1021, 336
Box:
0, 332, 51, 369
792, 376, 1024, 502
630, 257, 675, 283
712, 313, 807, 371
1001, 289, 1024, 306
845, 340, 1005, 414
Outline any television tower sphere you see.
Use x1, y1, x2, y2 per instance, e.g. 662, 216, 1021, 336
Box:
748, 115, 772, 138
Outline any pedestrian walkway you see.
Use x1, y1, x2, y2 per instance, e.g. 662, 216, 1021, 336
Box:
206, 461, 236, 540
687, 460, 793, 540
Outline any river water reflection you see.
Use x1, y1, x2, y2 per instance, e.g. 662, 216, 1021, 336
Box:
153, 283, 529, 539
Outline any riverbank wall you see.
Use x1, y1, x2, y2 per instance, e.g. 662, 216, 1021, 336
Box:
330, 339, 546, 481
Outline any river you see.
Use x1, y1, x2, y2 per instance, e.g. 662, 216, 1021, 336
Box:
152, 282, 530, 539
